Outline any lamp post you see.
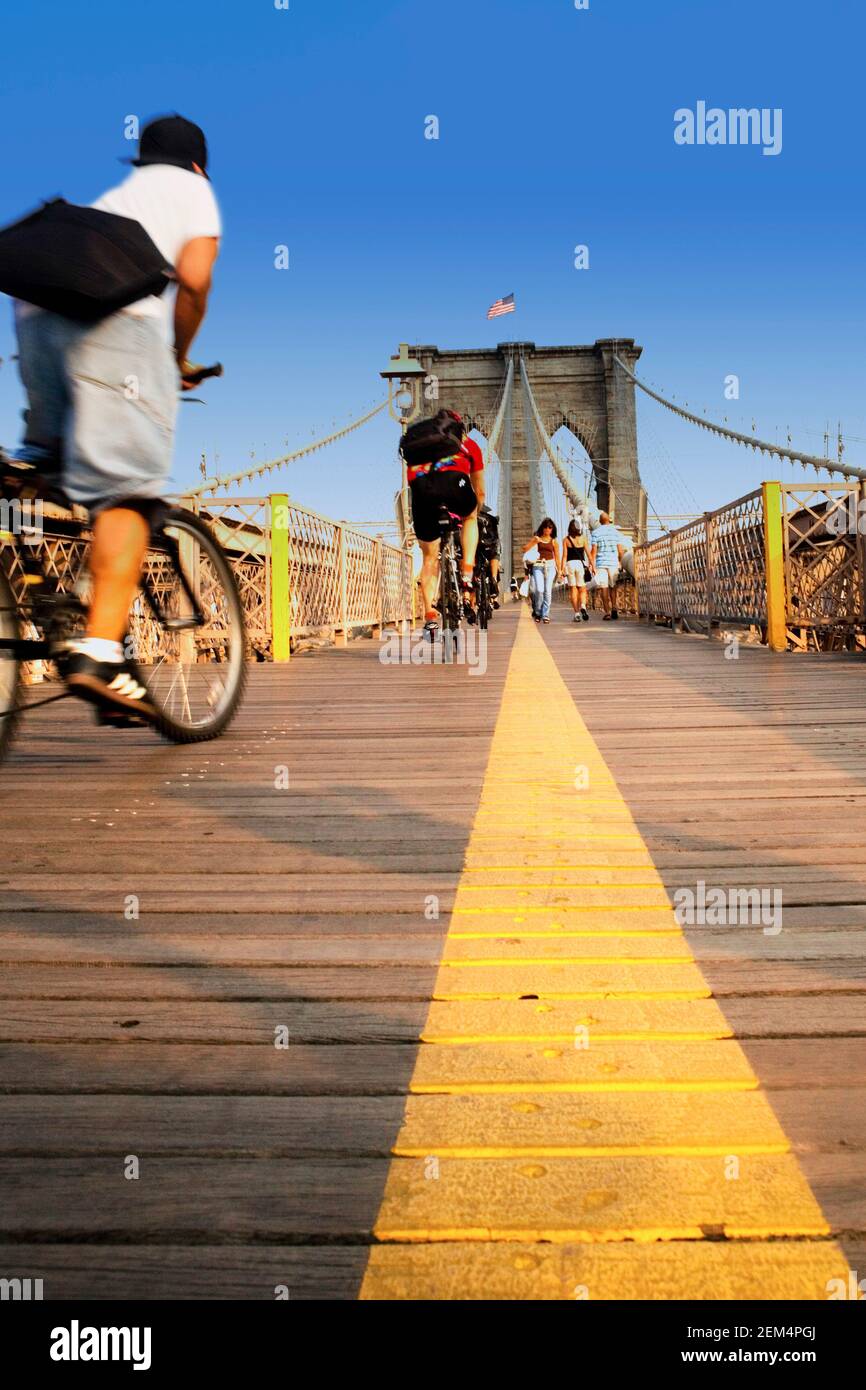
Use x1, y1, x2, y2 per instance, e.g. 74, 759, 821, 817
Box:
380, 343, 425, 631
380, 343, 425, 544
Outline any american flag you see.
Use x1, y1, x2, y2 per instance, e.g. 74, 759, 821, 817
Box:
487, 292, 515, 320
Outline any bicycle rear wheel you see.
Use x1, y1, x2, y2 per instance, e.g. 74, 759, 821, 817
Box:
0, 567, 22, 764
439, 535, 463, 654
476, 562, 491, 630
131, 508, 247, 743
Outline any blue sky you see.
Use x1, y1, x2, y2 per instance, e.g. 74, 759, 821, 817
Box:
1, 0, 863, 526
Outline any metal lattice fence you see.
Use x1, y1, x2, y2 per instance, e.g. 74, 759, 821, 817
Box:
0, 494, 415, 668
635, 482, 866, 647
635, 488, 767, 627
782, 484, 864, 631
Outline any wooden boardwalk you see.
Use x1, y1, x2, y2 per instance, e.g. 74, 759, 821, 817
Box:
1, 605, 865, 1299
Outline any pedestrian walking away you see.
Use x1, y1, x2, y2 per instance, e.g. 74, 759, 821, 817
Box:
562, 516, 591, 622
589, 510, 627, 621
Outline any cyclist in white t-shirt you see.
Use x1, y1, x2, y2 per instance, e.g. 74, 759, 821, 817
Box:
13, 115, 221, 721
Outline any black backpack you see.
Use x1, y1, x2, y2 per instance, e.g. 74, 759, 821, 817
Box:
0, 198, 174, 322
400, 414, 463, 469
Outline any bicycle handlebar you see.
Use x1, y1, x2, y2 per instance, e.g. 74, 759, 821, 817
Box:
180, 360, 223, 387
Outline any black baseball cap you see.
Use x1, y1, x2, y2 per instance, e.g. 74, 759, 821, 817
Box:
123, 115, 209, 178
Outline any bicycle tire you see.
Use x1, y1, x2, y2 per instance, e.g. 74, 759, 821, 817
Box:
437, 535, 462, 662
476, 562, 490, 631
134, 508, 247, 744
0, 566, 22, 765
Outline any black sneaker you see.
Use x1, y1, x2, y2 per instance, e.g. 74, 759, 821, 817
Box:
580, 607, 589, 622
611, 609, 619, 621
64, 654, 160, 726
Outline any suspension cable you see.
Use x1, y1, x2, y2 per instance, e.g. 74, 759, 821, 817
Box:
613, 356, 866, 482
187, 399, 389, 497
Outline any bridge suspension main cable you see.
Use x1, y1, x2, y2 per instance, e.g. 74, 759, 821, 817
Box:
613, 355, 866, 483
187, 399, 389, 498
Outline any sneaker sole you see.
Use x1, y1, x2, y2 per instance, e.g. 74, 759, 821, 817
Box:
67, 672, 160, 726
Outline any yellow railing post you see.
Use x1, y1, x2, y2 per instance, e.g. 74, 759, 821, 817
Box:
373, 537, 383, 638
337, 525, 349, 647
270, 494, 291, 662
762, 480, 787, 652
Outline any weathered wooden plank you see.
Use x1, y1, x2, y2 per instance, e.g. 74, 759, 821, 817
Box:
24, 958, 866, 1001
0, 1244, 367, 1300
1, 1039, 864, 1096
0, 1095, 406, 1155
2, 1154, 862, 1241
2, 996, 863, 1044
361, 1238, 858, 1301
14, 1089, 859, 1156
0, 1157, 391, 1238
3, 928, 863, 965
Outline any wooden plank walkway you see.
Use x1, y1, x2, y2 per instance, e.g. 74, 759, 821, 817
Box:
0, 605, 864, 1299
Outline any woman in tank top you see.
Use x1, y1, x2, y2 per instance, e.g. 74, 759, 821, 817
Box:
523, 518, 561, 622
561, 517, 590, 623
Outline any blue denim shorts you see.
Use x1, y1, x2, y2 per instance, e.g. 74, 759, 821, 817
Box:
14, 308, 179, 515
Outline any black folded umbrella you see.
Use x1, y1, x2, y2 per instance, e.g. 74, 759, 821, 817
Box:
0, 198, 174, 322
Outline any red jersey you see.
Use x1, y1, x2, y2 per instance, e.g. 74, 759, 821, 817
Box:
406, 436, 484, 484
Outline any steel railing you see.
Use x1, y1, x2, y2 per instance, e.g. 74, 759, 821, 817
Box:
0, 493, 415, 667
634, 481, 866, 650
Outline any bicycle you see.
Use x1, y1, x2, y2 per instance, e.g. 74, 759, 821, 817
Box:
0, 362, 246, 764
434, 504, 467, 640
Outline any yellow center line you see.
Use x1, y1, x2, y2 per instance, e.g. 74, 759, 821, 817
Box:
440, 957, 696, 966
410, 1080, 761, 1095
359, 607, 851, 1299
449, 930, 685, 939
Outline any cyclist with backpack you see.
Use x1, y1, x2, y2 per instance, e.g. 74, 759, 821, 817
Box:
400, 409, 485, 634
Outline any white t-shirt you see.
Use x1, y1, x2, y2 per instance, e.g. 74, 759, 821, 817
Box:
91, 164, 221, 331
15, 164, 221, 334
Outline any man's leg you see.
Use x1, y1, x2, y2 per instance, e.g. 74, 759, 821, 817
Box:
87, 508, 151, 642
59, 314, 176, 716
65, 315, 176, 648
13, 310, 67, 476
460, 510, 479, 572
599, 572, 612, 615
418, 538, 440, 617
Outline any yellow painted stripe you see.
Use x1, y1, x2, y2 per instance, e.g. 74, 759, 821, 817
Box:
431, 991, 713, 1002
392, 1145, 792, 1159
420, 1031, 733, 1044
411, 1080, 761, 1095
359, 607, 851, 1298
440, 957, 696, 967
450, 930, 684, 939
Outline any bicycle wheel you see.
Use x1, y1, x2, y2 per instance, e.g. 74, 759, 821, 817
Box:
476, 562, 490, 631
0, 566, 22, 764
439, 536, 463, 636
131, 508, 247, 743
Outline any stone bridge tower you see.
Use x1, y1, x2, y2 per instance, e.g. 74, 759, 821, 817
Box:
408, 338, 644, 580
